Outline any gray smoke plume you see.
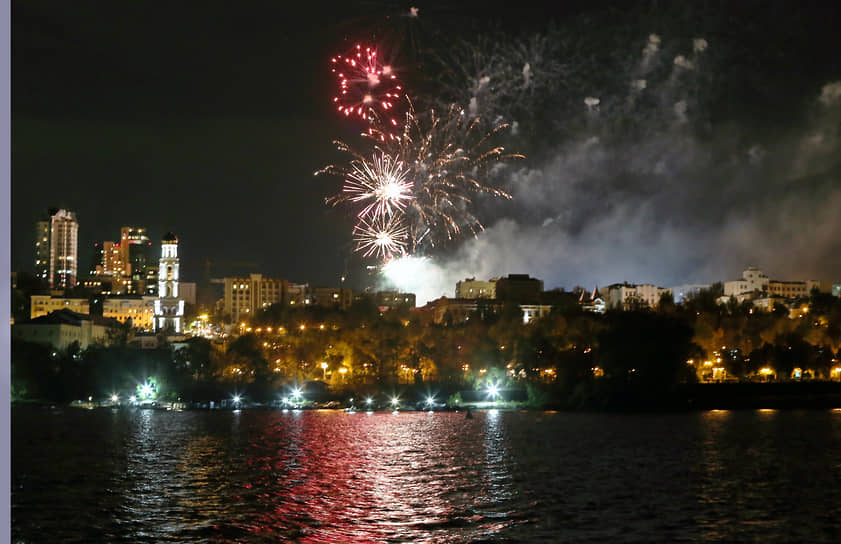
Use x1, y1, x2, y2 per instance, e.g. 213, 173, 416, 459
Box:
394, 32, 841, 304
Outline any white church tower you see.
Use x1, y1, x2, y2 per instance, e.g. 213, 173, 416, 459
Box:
154, 232, 184, 333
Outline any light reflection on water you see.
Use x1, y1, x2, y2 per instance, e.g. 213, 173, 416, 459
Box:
12, 407, 841, 543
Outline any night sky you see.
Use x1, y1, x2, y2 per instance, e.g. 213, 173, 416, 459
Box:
12, 1, 841, 302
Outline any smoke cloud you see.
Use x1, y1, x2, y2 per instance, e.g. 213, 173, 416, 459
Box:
395, 37, 841, 305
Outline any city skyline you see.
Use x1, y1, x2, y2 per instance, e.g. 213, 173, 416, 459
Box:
12, 1, 841, 299
20, 204, 841, 311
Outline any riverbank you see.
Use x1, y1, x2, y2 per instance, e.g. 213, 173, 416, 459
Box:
14, 381, 841, 413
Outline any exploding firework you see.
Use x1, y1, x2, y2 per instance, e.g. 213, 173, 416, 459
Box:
339, 151, 414, 220
320, 100, 523, 259
352, 214, 409, 259
331, 44, 403, 127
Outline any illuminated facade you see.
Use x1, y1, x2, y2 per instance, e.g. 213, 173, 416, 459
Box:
723, 267, 770, 297
30, 295, 90, 319
34, 208, 79, 288
224, 274, 287, 322
154, 232, 184, 333
103, 296, 157, 331
766, 280, 808, 299
455, 278, 497, 299
605, 283, 671, 310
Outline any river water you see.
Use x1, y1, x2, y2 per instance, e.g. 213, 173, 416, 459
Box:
12, 406, 841, 543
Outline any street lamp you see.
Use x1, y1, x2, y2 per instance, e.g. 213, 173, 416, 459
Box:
320, 362, 328, 381
487, 383, 500, 402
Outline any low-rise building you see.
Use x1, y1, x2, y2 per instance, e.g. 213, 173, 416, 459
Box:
520, 304, 554, 324
455, 278, 497, 299
224, 274, 287, 322
421, 297, 480, 325
30, 295, 90, 319
805, 280, 833, 294
179, 281, 197, 305
578, 287, 606, 313
604, 283, 670, 310
495, 274, 544, 304
309, 287, 354, 310
723, 267, 770, 297
766, 280, 808, 299
286, 282, 308, 306
102, 296, 157, 331
12, 309, 112, 350
360, 291, 417, 310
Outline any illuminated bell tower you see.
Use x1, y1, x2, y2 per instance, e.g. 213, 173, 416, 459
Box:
154, 232, 184, 333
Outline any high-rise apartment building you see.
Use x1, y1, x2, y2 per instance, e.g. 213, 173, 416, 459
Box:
34, 220, 50, 282
121, 227, 152, 293
34, 208, 79, 289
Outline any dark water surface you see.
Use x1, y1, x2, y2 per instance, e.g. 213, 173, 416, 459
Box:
12, 406, 841, 543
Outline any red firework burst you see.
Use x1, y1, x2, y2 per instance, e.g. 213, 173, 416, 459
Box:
330, 44, 403, 128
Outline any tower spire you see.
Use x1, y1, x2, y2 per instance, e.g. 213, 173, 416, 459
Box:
154, 232, 184, 334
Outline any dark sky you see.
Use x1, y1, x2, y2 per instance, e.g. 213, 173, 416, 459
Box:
12, 0, 558, 285
12, 1, 841, 299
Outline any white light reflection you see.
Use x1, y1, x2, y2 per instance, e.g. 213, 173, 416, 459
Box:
481, 409, 514, 512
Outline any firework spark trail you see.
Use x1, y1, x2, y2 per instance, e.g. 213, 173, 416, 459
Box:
353, 214, 409, 259
331, 43, 403, 129
319, 100, 522, 259
342, 152, 414, 220
367, 101, 523, 253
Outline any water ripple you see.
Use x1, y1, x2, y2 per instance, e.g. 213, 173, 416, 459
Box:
12, 407, 841, 543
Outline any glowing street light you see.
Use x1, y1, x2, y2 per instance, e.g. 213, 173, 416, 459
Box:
291, 388, 303, 404
391, 396, 400, 408
320, 361, 328, 380
110, 394, 119, 403
487, 383, 500, 401
365, 397, 373, 406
